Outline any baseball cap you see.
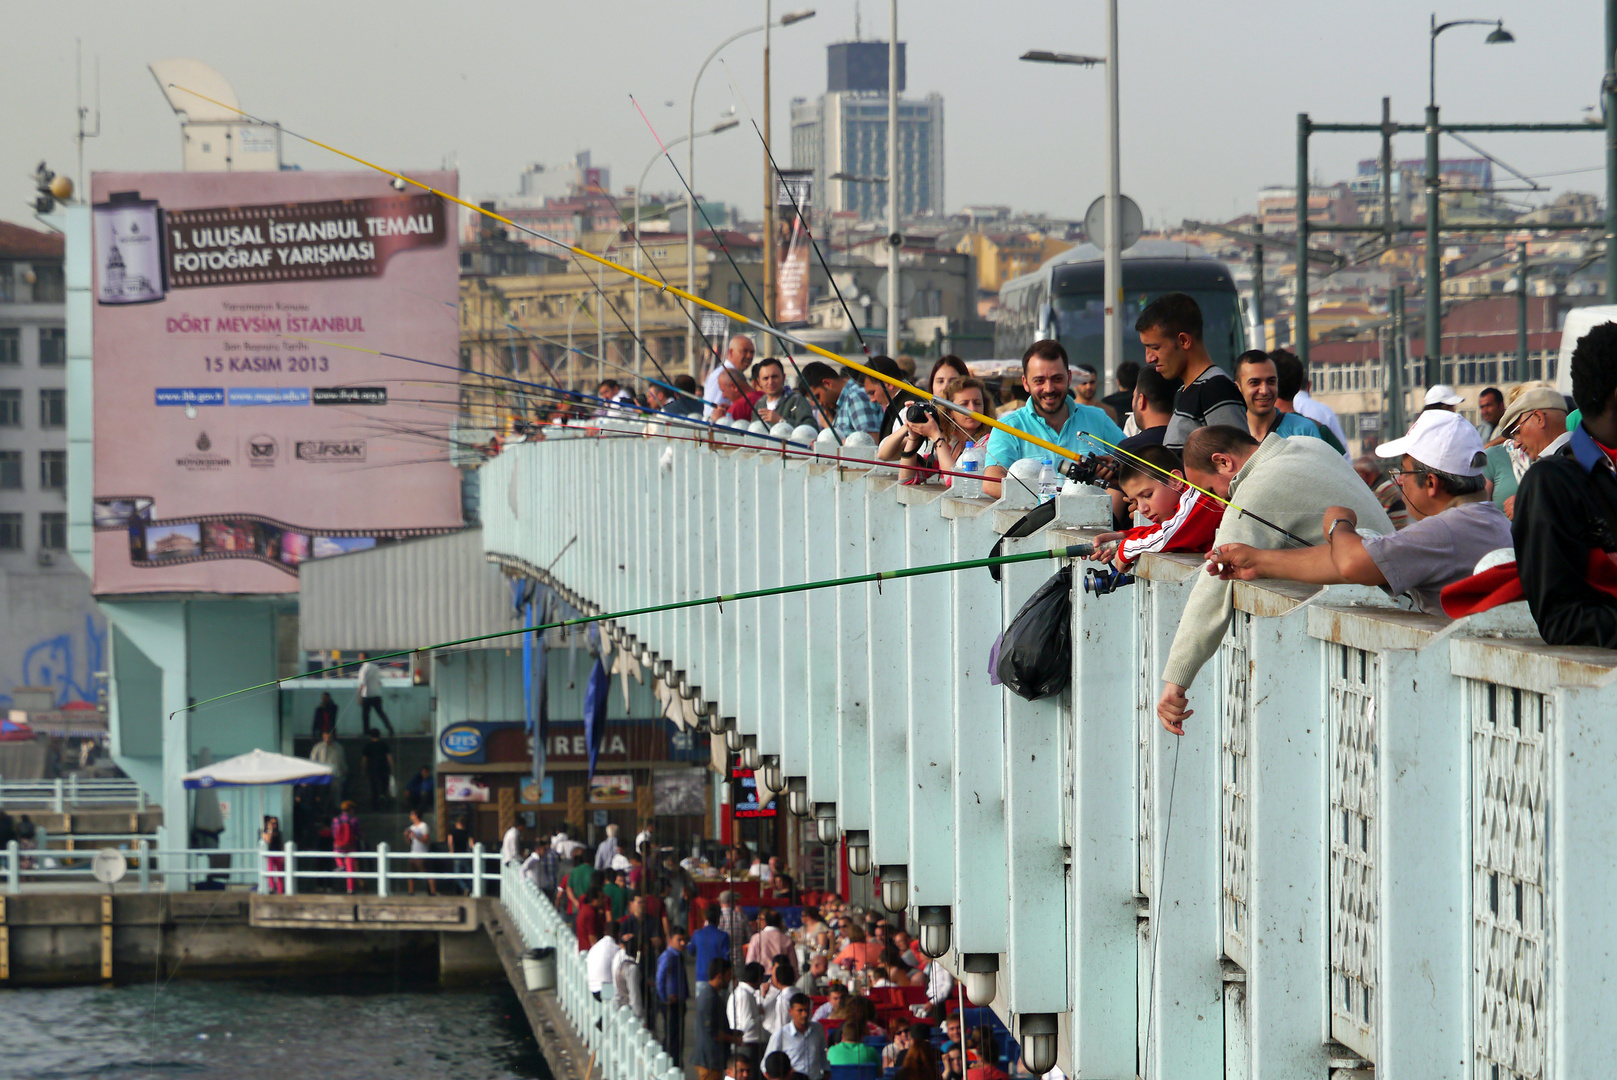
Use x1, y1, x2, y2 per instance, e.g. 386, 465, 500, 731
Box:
1496, 385, 1569, 438
1423, 384, 1465, 407
1374, 408, 1486, 476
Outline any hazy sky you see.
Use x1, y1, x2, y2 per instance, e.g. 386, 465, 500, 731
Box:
2, 0, 1607, 231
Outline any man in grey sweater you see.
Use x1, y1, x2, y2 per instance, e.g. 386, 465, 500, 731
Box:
1157, 426, 1393, 734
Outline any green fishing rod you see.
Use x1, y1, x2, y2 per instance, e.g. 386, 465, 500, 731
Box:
169, 542, 1093, 721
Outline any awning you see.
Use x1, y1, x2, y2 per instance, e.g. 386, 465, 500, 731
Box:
182, 748, 332, 789
298, 528, 515, 652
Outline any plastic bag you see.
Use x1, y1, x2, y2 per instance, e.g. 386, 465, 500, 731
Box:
995, 565, 1073, 700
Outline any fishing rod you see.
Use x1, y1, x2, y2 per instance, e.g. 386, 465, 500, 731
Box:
169, 84, 1302, 549
720, 60, 874, 363
627, 94, 842, 439
286, 334, 797, 449
170, 542, 1092, 720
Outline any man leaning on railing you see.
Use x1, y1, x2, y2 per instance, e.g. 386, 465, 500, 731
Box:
1512, 322, 1617, 647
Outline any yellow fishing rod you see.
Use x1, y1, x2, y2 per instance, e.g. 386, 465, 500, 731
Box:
166, 84, 1301, 542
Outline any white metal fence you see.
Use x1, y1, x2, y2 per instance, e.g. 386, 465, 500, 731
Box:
498, 861, 682, 1080
0, 777, 147, 811
481, 423, 1617, 1080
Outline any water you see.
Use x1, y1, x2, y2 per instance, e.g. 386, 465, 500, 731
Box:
0, 976, 550, 1080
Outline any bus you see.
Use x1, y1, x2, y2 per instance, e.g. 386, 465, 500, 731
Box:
994, 239, 1247, 378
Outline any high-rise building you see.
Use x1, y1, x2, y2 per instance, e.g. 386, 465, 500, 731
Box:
791, 41, 944, 222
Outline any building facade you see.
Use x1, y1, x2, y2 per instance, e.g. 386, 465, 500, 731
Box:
791, 40, 945, 223
0, 221, 104, 713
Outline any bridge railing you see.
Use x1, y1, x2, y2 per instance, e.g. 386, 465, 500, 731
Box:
481, 423, 1617, 1080
499, 861, 681, 1080
0, 840, 500, 896
0, 777, 147, 811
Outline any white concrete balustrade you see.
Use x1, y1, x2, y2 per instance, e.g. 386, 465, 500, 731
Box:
481, 422, 1617, 1080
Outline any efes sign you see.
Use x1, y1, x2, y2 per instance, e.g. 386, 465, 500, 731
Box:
440, 724, 486, 762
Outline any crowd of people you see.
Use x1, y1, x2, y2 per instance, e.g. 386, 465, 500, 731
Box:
524, 825, 1003, 1080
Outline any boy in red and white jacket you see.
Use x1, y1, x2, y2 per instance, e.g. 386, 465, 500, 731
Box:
1090, 444, 1224, 569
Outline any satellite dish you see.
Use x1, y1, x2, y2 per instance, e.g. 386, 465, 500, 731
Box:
91, 847, 128, 885
1083, 195, 1144, 252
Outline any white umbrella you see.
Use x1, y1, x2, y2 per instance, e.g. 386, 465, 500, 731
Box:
182, 748, 333, 789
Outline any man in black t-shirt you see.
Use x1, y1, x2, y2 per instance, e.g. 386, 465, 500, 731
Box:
1136, 293, 1245, 451
1101, 360, 1140, 425
360, 729, 392, 810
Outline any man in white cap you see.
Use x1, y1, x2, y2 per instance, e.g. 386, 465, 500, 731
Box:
1209, 409, 1511, 615
1423, 384, 1465, 412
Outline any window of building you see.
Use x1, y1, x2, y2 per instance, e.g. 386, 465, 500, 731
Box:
0, 389, 20, 427
0, 513, 21, 551
33, 265, 65, 303
39, 512, 66, 551
38, 328, 65, 367
39, 449, 65, 491
727, 282, 745, 309
0, 327, 19, 366
459, 347, 473, 371
503, 344, 527, 372
0, 450, 19, 490
39, 388, 65, 428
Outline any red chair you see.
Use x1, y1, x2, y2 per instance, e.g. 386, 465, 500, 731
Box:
898, 986, 927, 1006
867, 987, 902, 1008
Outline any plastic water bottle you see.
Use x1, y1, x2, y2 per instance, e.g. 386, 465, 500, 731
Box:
1037, 457, 1061, 503
955, 442, 983, 498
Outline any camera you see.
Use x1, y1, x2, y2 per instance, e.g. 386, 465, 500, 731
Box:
1082, 566, 1135, 596
1061, 454, 1114, 488
903, 401, 936, 426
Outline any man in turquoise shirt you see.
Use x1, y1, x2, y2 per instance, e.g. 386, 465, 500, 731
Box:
983, 339, 1125, 498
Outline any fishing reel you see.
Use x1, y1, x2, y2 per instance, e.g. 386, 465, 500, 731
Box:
1060, 454, 1115, 489
1082, 566, 1135, 596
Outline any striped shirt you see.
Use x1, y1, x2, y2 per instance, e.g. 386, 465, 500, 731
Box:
1163, 365, 1246, 451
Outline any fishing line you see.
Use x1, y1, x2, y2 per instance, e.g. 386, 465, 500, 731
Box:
167, 544, 1090, 721
1144, 734, 1180, 1080
627, 93, 842, 439
720, 59, 874, 361
167, 83, 1302, 549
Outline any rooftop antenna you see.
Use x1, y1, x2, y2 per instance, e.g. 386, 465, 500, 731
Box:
854, 1, 861, 40
75, 39, 102, 195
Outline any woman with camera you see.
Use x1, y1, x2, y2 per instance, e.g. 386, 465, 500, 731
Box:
876, 376, 993, 485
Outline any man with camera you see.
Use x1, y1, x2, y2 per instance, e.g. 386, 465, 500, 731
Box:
981, 340, 1124, 499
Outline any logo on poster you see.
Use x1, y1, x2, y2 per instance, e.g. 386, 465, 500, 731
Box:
246, 434, 278, 467
296, 440, 366, 463
177, 431, 230, 470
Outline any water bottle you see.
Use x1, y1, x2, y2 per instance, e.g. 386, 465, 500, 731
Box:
956, 442, 983, 498
1038, 457, 1061, 503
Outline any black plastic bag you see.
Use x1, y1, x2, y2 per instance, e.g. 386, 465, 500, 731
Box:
995, 565, 1073, 700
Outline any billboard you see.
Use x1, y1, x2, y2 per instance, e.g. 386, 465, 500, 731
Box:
774, 171, 813, 325
90, 171, 463, 594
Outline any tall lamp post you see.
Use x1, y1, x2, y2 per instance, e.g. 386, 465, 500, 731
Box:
887, 0, 899, 362
685, 10, 816, 375
1424, 14, 1513, 387
635, 118, 739, 359
1022, 16, 1116, 387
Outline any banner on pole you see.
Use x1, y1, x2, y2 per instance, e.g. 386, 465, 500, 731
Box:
774, 171, 813, 325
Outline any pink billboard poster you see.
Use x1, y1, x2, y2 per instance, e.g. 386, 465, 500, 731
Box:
90, 171, 464, 594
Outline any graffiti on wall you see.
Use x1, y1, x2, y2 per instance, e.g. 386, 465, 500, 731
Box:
2, 614, 107, 711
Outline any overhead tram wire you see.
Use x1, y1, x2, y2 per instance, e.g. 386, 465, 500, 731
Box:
169, 542, 1094, 721
627, 94, 843, 440
169, 84, 1305, 549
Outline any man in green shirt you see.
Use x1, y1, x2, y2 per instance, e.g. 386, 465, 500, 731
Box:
826, 1022, 880, 1065
602, 867, 631, 920
566, 860, 597, 911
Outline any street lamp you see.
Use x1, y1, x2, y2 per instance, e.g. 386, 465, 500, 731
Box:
635, 117, 739, 353
1022, 4, 1120, 390
1423, 13, 1513, 387
685, 10, 816, 375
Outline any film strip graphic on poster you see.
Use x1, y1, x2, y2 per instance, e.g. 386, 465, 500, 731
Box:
93, 496, 460, 576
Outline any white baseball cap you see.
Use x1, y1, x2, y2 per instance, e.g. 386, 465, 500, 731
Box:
1423, 384, 1465, 407
1375, 408, 1486, 476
